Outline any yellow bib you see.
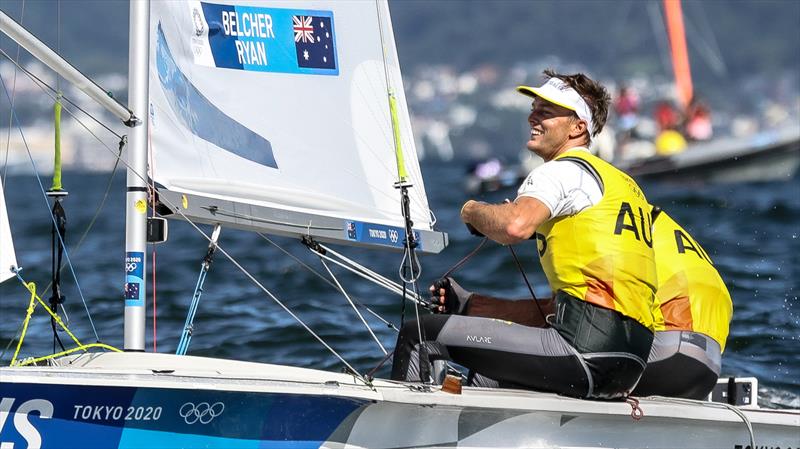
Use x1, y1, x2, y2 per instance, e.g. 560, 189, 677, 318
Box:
651, 211, 733, 351
534, 150, 657, 330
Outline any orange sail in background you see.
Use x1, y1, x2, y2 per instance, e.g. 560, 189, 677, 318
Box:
663, 0, 693, 110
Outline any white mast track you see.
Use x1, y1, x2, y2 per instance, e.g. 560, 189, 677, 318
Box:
0, 10, 136, 125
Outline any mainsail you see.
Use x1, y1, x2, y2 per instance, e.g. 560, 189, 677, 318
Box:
0, 181, 17, 283
149, 1, 446, 253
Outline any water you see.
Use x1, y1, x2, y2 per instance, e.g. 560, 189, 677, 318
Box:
1, 167, 798, 408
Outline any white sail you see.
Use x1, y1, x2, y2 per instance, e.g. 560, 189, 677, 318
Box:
148, 0, 445, 252
0, 181, 18, 283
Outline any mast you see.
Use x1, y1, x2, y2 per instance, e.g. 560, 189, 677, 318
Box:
124, 0, 150, 351
663, 0, 693, 111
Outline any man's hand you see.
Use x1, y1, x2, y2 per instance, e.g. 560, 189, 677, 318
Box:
465, 223, 484, 237
429, 277, 472, 314
461, 200, 485, 237
459, 197, 551, 245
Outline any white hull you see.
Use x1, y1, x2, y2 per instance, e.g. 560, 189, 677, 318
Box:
2, 353, 797, 448
618, 127, 800, 184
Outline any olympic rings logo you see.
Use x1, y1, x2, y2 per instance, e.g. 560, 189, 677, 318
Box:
389, 230, 399, 243
179, 401, 224, 424
125, 263, 138, 273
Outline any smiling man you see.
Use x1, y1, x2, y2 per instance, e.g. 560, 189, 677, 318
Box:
392, 70, 658, 399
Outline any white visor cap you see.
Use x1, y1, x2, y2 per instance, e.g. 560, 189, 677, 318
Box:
517, 78, 594, 135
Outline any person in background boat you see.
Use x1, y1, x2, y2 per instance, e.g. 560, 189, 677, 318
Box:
392, 70, 658, 400
655, 100, 680, 133
654, 100, 688, 155
614, 84, 640, 145
633, 208, 732, 399
685, 96, 713, 141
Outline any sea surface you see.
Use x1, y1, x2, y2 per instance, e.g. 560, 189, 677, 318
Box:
1, 166, 798, 408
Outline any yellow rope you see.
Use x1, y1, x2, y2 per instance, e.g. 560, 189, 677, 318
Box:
388, 92, 408, 183
11, 283, 39, 365
10, 281, 121, 367
15, 343, 121, 367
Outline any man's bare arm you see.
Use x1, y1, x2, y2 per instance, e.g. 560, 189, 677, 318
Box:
460, 196, 551, 245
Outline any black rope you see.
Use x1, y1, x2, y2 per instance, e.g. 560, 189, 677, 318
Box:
507, 245, 548, 323
49, 199, 67, 353
365, 349, 395, 381
440, 237, 488, 279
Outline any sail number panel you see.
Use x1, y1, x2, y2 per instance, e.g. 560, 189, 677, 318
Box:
193, 3, 339, 76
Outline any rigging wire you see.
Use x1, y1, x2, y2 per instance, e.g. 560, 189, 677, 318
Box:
318, 257, 388, 355
260, 233, 399, 331
178, 221, 370, 385
1, 1, 25, 187
316, 243, 427, 305
0, 47, 123, 139
0, 76, 99, 342
0, 137, 124, 362
375, 0, 430, 383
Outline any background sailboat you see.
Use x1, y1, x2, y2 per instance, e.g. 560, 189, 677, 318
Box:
613, 0, 800, 183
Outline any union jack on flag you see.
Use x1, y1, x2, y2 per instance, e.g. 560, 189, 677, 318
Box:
292, 14, 336, 70
293, 16, 314, 43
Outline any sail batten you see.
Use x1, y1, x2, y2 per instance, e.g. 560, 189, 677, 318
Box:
149, 0, 443, 251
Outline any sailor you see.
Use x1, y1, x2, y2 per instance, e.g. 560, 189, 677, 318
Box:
632, 208, 733, 399
391, 70, 657, 399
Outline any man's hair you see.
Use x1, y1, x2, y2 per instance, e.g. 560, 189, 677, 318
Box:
543, 69, 610, 143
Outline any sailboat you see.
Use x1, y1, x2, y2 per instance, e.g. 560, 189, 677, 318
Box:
1, 1, 799, 448
613, 0, 800, 184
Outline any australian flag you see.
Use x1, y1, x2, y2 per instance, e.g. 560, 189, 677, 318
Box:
124, 282, 140, 300
293, 15, 336, 70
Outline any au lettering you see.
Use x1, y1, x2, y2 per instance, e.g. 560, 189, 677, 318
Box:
614, 202, 653, 247
674, 230, 712, 264
533, 233, 547, 256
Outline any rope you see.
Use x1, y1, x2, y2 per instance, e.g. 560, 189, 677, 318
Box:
440, 237, 488, 279
507, 245, 549, 322
0, 137, 124, 363
176, 225, 221, 356
0, 78, 100, 341
14, 343, 121, 367
10, 274, 120, 367
51, 93, 63, 191
625, 396, 644, 420
647, 396, 756, 448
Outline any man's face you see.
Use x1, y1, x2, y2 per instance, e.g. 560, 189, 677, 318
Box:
526, 98, 579, 161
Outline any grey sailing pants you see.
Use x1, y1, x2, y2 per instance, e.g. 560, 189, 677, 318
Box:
632, 330, 722, 399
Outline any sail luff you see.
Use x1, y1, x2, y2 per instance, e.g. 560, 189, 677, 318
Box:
0, 10, 135, 125
123, 0, 151, 351
663, 0, 693, 110
0, 182, 18, 284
